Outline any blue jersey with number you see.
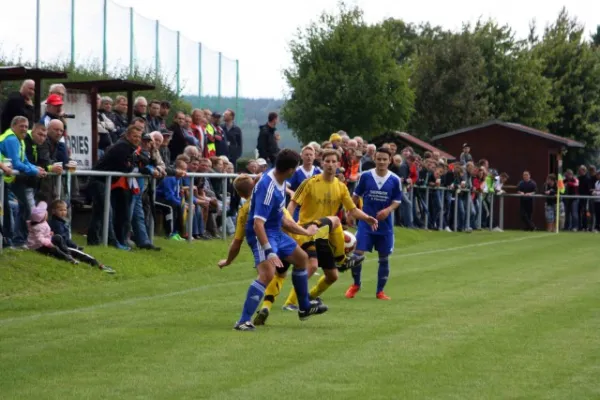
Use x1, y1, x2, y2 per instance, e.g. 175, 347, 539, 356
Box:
246, 169, 286, 237
353, 170, 402, 235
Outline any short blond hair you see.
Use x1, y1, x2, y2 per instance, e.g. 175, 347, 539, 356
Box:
233, 174, 255, 199
321, 148, 341, 162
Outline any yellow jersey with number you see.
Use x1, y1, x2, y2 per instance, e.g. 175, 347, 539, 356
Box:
292, 175, 356, 225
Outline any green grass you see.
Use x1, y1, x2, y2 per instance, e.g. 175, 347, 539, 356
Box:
1, 230, 599, 399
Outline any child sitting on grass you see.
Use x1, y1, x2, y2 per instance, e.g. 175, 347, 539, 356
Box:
48, 200, 115, 274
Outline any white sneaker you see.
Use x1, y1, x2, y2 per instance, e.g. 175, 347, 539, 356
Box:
445, 226, 452, 233
493, 227, 504, 233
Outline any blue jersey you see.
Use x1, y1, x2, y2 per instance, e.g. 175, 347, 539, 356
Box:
246, 169, 287, 237
353, 170, 402, 235
287, 165, 322, 191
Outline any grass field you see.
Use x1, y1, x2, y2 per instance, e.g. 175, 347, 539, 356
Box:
1, 230, 599, 399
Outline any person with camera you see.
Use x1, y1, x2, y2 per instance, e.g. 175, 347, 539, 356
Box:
87, 125, 142, 248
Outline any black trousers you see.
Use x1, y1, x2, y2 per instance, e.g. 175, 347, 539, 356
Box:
36, 235, 74, 262
520, 201, 535, 230
111, 188, 131, 245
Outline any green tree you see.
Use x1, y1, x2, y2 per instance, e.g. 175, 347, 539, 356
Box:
282, 4, 414, 144
532, 8, 600, 152
408, 30, 489, 138
471, 20, 556, 129
592, 25, 600, 47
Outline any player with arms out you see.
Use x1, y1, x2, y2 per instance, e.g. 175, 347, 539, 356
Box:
346, 147, 402, 300
233, 149, 328, 331
281, 149, 379, 310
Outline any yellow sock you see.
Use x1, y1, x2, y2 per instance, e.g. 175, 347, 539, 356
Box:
309, 275, 332, 299
261, 275, 285, 311
330, 224, 346, 262
283, 288, 298, 307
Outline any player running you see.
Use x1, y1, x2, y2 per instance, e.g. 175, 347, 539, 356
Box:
345, 147, 402, 300
233, 149, 328, 331
281, 149, 379, 310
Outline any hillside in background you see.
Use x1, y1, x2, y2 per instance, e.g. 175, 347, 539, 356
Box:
184, 96, 301, 157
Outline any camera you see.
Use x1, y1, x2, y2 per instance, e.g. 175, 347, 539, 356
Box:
62, 114, 76, 119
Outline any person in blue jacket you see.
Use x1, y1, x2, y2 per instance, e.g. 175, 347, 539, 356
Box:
156, 158, 187, 240
0, 116, 47, 246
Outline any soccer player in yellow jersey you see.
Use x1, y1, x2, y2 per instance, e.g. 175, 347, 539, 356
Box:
281, 149, 378, 310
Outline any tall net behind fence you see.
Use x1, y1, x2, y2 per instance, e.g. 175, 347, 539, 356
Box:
158, 25, 178, 87
106, 1, 130, 73
73, 0, 103, 65
0, 0, 36, 63
201, 45, 219, 97
132, 12, 157, 74
39, 0, 71, 65
179, 36, 200, 96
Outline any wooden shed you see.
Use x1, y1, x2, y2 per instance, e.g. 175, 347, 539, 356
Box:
431, 120, 585, 230
372, 131, 456, 161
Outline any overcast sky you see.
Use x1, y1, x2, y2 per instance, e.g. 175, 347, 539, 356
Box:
1, 0, 598, 99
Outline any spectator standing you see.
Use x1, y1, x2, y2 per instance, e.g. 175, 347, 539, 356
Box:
110, 95, 129, 136
223, 109, 242, 168
592, 170, 600, 232
211, 112, 229, 157
158, 101, 170, 130
133, 97, 149, 132
256, 112, 279, 165
38, 120, 68, 202
398, 155, 414, 228
169, 112, 190, 159
460, 143, 473, 165
190, 109, 206, 153
203, 109, 217, 158
22, 124, 52, 207
543, 174, 559, 232
1, 80, 35, 133
577, 165, 593, 231
516, 171, 537, 231
361, 144, 376, 170
0, 116, 47, 246
146, 100, 162, 132
87, 125, 142, 247
563, 169, 579, 231
40, 94, 64, 128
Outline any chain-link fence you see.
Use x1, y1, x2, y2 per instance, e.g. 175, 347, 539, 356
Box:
0, 0, 239, 107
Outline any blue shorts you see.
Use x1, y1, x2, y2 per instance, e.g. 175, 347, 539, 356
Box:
356, 228, 394, 256
247, 231, 298, 267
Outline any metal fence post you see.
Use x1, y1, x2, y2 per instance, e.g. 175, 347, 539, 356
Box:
466, 192, 472, 230
235, 59, 239, 115
70, 0, 75, 67
489, 194, 494, 231
155, 20, 160, 80
499, 195, 505, 231
35, 0, 40, 68
187, 185, 193, 242
176, 31, 181, 94
439, 188, 445, 231
102, 176, 111, 246
198, 43, 202, 100
129, 7, 134, 76
217, 52, 223, 109
66, 171, 72, 225
424, 187, 429, 229
221, 177, 228, 240
56, 173, 62, 201
477, 193, 483, 229
453, 189, 459, 232
149, 177, 155, 243
102, 0, 108, 75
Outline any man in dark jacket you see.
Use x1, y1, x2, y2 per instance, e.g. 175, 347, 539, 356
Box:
110, 95, 129, 136
212, 112, 229, 157
1, 80, 35, 132
87, 125, 142, 247
168, 112, 188, 160
256, 111, 279, 165
222, 109, 242, 168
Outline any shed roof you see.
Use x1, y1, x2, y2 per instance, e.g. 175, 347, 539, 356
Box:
0, 66, 67, 81
63, 79, 155, 93
391, 131, 456, 160
431, 120, 585, 148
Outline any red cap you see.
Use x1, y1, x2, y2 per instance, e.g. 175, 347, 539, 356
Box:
46, 94, 63, 106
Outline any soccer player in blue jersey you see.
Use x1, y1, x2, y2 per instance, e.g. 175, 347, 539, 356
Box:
286, 145, 321, 221
345, 147, 402, 300
235, 149, 329, 331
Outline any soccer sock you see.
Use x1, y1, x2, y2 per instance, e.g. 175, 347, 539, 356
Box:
352, 264, 362, 287
330, 224, 346, 262
309, 275, 332, 299
262, 275, 284, 311
238, 280, 266, 323
283, 288, 298, 307
377, 256, 390, 293
291, 269, 311, 311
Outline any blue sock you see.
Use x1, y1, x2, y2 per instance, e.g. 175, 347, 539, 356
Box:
292, 269, 311, 311
238, 280, 266, 323
377, 256, 390, 293
351, 251, 362, 286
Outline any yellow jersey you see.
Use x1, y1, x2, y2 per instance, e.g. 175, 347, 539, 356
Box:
234, 200, 294, 241
292, 175, 356, 225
